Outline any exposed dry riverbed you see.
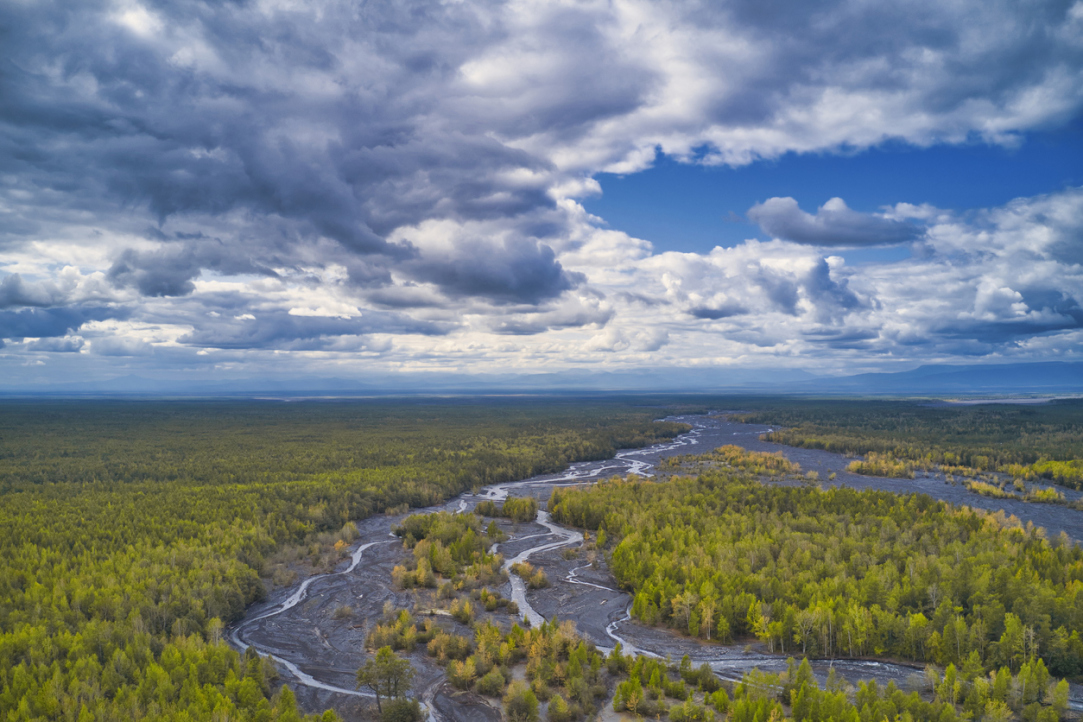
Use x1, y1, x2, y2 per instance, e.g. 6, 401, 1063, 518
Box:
229, 414, 1083, 720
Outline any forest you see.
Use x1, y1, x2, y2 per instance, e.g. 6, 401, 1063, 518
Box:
0, 398, 684, 721
733, 399, 1083, 489
549, 452, 1083, 684
373, 499, 1075, 721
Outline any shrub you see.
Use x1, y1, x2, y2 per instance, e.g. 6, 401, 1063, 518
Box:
477, 669, 506, 697
447, 658, 476, 690
380, 698, 423, 722
450, 597, 475, 624
547, 694, 572, 722
504, 680, 540, 722
708, 689, 730, 713
530, 677, 551, 701
669, 699, 715, 722
502, 497, 539, 522
427, 631, 473, 662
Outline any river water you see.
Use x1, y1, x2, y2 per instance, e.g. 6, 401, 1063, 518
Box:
229, 414, 1083, 719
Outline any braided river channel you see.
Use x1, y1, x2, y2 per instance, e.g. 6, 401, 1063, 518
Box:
229, 414, 1083, 720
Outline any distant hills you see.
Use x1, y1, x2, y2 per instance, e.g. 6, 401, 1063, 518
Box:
794, 361, 1083, 394
3, 361, 1082, 397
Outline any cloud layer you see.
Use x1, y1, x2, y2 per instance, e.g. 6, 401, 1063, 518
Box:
3, 0, 1083, 381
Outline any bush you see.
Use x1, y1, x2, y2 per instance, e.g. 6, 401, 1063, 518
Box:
504, 680, 540, 722
380, 698, 423, 722
477, 669, 506, 697
477, 586, 514, 612
502, 497, 539, 522
447, 658, 476, 690
669, 699, 715, 722
547, 694, 572, 722
606, 644, 629, 675
426, 631, 473, 662
708, 689, 730, 713
697, 663, 720, 693
531, 677, 551, 701
450, 597, 475, 624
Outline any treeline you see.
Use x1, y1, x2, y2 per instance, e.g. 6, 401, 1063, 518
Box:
660, 446, 801, 478
606, 652, 1070, 722
0, 399, 683, 721
734, 399, 1083, 489
846, 452, 915, 479
475, 496, 539, 522
549, 458, 1083, 680
721, 656, 1070, 722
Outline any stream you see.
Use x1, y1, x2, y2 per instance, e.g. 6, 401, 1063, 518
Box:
229, 414, 1083, 719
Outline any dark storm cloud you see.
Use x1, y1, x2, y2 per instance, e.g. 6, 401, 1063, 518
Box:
0, 306, 126, 340
107, 241, 276, 297
1018, 289, 1083, 327
5, 0, 1073, 296
932, 315, 1083, 343
0, 0, 559, 298
108, 249, 203, 297
801, 259, 867, 313
0, 274, 64, 308
748, 198, 922, 247
689, 303, 747, 320
405, 236, 583, 304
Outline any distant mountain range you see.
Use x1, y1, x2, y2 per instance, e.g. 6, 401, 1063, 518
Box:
793, 361, 1083, 394
3, 361, 1083, 397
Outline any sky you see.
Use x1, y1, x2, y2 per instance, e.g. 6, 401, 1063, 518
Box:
3, 0, 1083, 388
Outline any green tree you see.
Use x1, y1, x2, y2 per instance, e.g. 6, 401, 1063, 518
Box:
503, 680, 539, 722
357, 646, 415, 714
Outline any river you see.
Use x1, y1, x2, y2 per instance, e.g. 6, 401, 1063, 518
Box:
229, 413, 1083, 719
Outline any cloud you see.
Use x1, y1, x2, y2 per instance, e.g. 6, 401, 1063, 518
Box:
0, 307, 125, 341
177, 309, 448, 350
108, 248, 203, 297
90, 336, 155, 357
23, 336, 85, 353
0, 274, 66, 308
690, 303, 747, 320
2, 0, 1083, 378
394, 224, 583, 304
492, 294, 613, 335
4, 0, 1079, 289
0, 269, 115, 309
748, 197, 923, 246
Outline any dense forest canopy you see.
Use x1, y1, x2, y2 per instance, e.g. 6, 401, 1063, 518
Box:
549, 456, 1083, 681
0, 398, 683, 721
732, 399, 1083, 489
